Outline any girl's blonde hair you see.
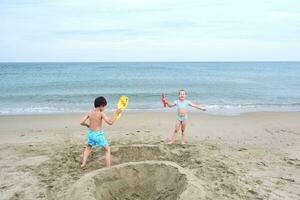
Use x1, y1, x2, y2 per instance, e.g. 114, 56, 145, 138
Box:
179, 89, 186, 95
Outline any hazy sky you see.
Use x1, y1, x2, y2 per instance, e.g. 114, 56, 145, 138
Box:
1, 0, 300, 61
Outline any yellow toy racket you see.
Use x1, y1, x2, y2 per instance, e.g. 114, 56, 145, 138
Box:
116, 95, 128, 119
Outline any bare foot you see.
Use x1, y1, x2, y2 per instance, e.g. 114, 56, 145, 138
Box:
80, 163, 86, 168
181, 141, 186, 145
168, 140, 176, 144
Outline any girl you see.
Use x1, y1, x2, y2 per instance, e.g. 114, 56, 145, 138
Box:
166, 89, 206, 144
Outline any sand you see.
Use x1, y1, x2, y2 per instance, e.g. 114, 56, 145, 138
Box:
0, 112, 300, 199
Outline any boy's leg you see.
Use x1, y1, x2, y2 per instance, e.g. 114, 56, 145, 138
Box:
170, 120, 181, 144
81, 145, 92, 168
181, 121, 187, 144
104, 146, 111, 167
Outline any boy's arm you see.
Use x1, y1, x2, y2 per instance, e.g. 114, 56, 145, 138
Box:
102, 109, 122, 125
189, 102, 206, 111
80, 113, 90, 128
166, 101, 176, 108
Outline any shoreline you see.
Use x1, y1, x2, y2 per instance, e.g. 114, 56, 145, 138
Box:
1, 110, 300, 117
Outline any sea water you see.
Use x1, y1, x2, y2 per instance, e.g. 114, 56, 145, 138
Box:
1, 62, 299, 115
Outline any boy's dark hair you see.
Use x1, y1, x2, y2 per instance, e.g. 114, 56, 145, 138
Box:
94, 96, 107, 108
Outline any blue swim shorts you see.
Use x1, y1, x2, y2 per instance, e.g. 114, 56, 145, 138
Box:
87, 130, 109, 148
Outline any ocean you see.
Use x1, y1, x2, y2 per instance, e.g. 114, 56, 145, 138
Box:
0, 62, 300, 115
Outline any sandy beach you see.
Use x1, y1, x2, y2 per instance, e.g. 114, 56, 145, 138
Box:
0, 112, 300, 199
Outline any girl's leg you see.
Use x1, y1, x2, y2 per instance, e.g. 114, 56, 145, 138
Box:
170, 120, 181, 144
181, 120, 187, 144
104, 146, 111, 167
81, 145, 92, 168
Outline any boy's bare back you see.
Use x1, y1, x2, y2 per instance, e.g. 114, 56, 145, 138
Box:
80, 108, 119, 132
87, 110, 103, 131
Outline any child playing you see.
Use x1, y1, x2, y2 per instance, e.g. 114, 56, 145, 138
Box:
165, 89, 206, 144
80, 96, 122, 168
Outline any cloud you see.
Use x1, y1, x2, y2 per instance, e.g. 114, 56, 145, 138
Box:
0, 0, 300, 61
56, 28, 152, 37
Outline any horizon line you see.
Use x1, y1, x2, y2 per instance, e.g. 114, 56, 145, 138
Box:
1, 60, 300, 63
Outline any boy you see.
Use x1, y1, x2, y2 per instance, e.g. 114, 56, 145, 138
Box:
166, 89, 206, 144
80, 96, 122, 168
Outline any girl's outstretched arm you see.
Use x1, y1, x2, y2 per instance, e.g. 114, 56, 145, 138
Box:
166, 101, 176, 108
189, 102, 206, 111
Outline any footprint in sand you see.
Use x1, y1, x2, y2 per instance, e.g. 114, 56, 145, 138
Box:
284, 157, 300, 167
237, 147, 247, 151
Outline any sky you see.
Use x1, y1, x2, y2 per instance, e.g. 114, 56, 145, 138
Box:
0, 0, 300, 62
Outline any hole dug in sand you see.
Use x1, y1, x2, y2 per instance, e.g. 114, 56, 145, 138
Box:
66, 161, 206, 200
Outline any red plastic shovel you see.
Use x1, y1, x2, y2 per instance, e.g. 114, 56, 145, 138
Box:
162, 93, 167, 107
